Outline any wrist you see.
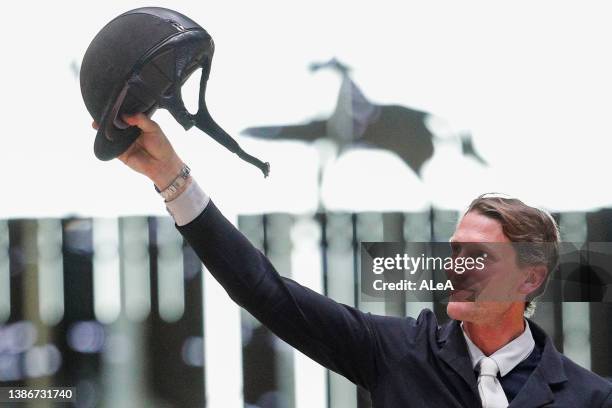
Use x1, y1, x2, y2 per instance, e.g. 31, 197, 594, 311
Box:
150, 157, 184, 190
165, 176, 193, 202
155, 164, 191, 202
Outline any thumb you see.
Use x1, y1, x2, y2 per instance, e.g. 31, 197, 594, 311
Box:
122, 113, 159, 132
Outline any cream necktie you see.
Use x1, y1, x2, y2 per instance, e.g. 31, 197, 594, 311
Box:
477, 357, 509, 408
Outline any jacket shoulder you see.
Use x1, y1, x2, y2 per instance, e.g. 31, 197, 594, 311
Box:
368, 308, 440, 345
367, 308, 442, 364
558, 354, 612, 405
560, 355, 611, 388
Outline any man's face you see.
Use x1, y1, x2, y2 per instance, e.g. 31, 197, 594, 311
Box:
446, 211, 532, 324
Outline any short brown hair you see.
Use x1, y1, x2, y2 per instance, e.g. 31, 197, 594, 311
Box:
465, 194, 560, 315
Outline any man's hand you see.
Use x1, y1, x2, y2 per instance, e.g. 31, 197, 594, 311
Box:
93, 114, 185, 189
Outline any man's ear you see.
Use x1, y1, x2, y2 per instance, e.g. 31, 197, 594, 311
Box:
518, 264, 548, 297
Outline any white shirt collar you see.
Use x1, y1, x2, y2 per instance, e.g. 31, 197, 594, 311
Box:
460, 320, 535, 377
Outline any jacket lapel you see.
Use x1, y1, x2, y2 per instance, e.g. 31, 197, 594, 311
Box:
437, 320, 482, 407
508, 319, 568, 408
507, 370, 554, 407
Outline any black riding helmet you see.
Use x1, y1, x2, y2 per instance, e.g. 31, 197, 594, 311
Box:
80, 7, 269, 176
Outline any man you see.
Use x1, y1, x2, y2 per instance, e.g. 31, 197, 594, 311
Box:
99, 113, 612, 407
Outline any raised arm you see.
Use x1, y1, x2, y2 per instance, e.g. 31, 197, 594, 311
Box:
102, 114, 387, 389
177, 194, 379, 388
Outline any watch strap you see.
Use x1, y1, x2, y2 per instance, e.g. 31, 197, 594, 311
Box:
156, 164, 191, 201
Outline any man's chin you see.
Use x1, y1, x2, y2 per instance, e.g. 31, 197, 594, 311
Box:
446, 299, 478, 321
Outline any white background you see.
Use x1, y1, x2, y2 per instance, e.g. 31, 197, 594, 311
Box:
1, 0, 611, 217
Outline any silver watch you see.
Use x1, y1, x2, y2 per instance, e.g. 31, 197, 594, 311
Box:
157, 164, 191, 201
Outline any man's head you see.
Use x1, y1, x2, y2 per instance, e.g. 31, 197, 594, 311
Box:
447, 194, 560, 324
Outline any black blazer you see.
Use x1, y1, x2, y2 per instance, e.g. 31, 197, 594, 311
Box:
178, 201, 612, 408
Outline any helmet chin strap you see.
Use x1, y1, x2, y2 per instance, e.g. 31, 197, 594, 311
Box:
158, 47, 270, 177
194, 99, 271, 178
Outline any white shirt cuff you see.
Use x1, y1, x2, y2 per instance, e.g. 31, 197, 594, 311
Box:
165, 178, 210, 226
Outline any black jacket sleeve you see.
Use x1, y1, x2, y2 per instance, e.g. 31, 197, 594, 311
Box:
176, 200, 382, 389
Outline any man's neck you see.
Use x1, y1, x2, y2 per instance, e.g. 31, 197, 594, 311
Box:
462, 306, 526, 356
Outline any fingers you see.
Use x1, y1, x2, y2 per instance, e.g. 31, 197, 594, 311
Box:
122, 113, 160, 132
91, 114, 159, 133
117, 139, 141, 165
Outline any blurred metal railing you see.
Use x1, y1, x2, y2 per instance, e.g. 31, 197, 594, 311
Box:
0, 208, 610, 407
